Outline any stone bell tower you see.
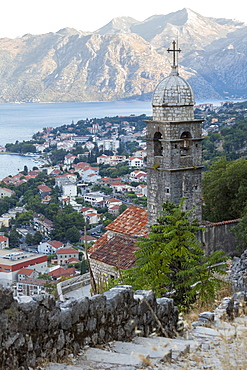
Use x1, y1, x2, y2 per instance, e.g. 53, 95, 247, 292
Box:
146, 41, 203, 225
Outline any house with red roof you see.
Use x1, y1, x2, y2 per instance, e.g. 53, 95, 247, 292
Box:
17, 268, 39, 281
80, 207, 100, 225
105, 198, 123, 215
38, 240, 64, 254
56, 247, 79, 265
89, 205, 148, 281
135, 184, 147, 197
0, 235, 9, 249
129, 170, 147, 182
128, 157, 144, 168
37, 184, 52, 199
64, 153, 77, 165
80, 235, 98, 246
0, 187, 15, 199
48, 266, 77, 280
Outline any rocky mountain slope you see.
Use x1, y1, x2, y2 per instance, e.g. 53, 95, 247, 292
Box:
0, 8, 246, 102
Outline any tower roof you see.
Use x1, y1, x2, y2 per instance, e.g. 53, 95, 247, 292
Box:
152, 67, 194, 107
152, 41, 194, 121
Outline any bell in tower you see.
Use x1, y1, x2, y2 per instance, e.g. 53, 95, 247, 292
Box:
146, 41, 203, 225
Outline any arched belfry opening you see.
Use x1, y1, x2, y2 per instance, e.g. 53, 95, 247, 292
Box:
180, 131, 192, 156
154, 132, 163, 156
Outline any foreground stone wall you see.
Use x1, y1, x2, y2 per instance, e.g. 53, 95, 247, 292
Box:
0, 285, 178, 369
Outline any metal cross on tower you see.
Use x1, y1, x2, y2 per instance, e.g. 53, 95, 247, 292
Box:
167, 40, 181, 67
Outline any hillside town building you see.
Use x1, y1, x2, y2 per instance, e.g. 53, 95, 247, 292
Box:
0, 249, 47, 288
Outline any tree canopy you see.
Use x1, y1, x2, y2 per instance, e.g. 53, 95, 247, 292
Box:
123, 199, 227, 310
202, 157, 247, 222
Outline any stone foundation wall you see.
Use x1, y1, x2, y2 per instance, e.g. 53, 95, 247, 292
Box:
0, 285, 178, 369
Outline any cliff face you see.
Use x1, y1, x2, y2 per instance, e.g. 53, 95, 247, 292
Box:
0, 8, 246, 102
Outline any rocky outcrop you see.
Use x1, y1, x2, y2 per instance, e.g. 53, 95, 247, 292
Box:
0, 8, 246, 103
230, 249, 247, 291
0, 285, 178, 369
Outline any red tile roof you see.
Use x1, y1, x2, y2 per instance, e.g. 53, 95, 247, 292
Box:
56, 247, 79, 255
89, 233, 108, 253
81, 235, 97, 242
90, 234, 139, 270
38, 184, 52, 192
106, 205, 148, 237
18, 268, 34, 275
201, 219, 240, 226
48, 267, 76, 279
67, 257, 81, 263
48, 240, 64, 249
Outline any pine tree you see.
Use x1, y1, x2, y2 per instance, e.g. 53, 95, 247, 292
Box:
124, 199, 227, 310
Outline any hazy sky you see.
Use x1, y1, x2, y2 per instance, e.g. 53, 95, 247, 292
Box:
1, 0, 247, 39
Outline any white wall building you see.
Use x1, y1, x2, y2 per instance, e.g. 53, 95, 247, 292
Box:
96, 139, 120, 152
0, 249, 47, 288
83, 192, 105, 206
128, 157, 144, 168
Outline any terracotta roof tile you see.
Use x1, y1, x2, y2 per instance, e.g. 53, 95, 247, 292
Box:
48, 267, 76, 278
88, 233, 108, 253
48, 240, 64, 249
106, 205, 148, 237
201, 219, 240, 226
56, 247, 79, 254
18, 268, 34, 275
90, 234, 139, 270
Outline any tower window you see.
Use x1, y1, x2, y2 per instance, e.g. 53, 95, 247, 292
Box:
180, 131, 192, 156
154, 132, 163, 156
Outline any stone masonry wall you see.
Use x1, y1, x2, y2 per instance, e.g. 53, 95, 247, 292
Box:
0, 285, 178, 369
199, 221, 239, 256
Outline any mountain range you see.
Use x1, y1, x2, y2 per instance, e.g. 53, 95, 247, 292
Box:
0, 8, 246, 103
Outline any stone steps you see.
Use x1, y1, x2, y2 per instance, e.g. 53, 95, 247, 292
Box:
45, 335, 199, 369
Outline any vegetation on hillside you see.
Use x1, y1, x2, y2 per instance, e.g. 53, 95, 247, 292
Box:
202, 157, 247, 222
203, 118, 247, 163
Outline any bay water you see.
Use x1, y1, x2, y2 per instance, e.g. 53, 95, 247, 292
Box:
0, 101, 152, 180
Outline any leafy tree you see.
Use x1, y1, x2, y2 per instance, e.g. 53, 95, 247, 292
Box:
38, 273, 52, 280
52, 206, 85, 241
124, 199, 227, 310
16, 210, 34, 226
65, 226, 81, 243
118, 203, 127, 214
5, 141, 36, 154
80, 260, 89, 274
25, 233, 33, 245
32, 231, 42, 244
231, 215, 247, 252
202, 157, 247, 221
9, 229, 21, 247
